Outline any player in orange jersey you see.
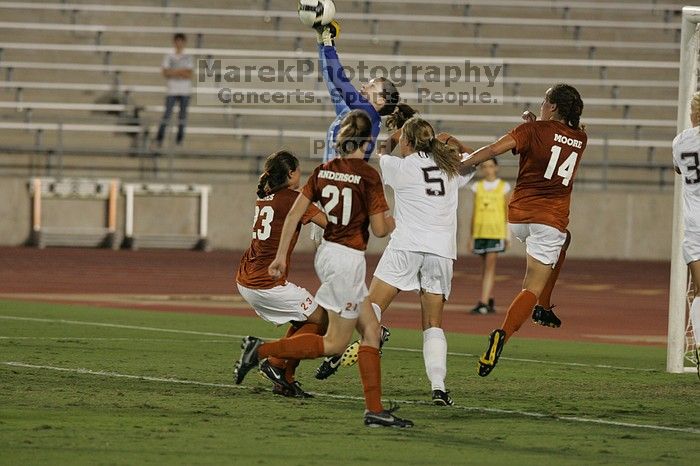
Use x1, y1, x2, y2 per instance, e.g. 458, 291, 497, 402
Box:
460, 84, 586, 376
234, 110, 413, 428
236, 150, 328, 398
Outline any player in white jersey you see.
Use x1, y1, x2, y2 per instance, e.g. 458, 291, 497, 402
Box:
672, 91, 700, 372
374, 117, 474, 405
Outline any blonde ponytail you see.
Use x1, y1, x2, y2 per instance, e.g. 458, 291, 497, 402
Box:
402, 117, 461, 178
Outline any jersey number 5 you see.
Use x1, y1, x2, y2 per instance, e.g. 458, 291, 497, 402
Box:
681, 152, 700, 185
422, 167, 446, 196
252, 206, 274, 240
544, 145, 578, 187
322, 185, 353, 226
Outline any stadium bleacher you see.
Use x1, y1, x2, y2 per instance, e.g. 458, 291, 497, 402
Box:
0, 0, 688, 186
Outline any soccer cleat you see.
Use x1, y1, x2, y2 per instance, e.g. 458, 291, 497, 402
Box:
695, 347, 700, 381
233, 336, 262, 384
488, 298, 496, 313
272, 381, 315, 399
431, 389, 454, 406
259, 359, 294, 392
288, 381, 314, 398
380, 325, 391, 348
315, 355, 342, 380
477, 329, 506, 377
470, 302, 490, 315
315, 20, 340, 45
364, 406, 414, 428
532, 305, 562, 328
340, 325, 390, 368
340, 340, 360, 367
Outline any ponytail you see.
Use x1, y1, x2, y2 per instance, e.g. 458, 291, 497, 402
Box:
402, 117, 461, 179
256, 150, 299, 198
385, 103, 417, 131
335, 109, 372, 156
256, 171, 271, 199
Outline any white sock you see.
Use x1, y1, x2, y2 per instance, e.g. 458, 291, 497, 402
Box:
692, 297, 700, 346
423, 327, 447, 391
371, 302, 382, 323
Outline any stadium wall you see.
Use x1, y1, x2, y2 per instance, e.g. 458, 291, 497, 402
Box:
0, 177, 672, 260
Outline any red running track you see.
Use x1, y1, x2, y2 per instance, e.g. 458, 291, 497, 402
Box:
0, 247, 671, 346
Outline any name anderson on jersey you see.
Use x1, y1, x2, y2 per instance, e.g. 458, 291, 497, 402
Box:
554, 133, 583, 149
318, 170, 362, 184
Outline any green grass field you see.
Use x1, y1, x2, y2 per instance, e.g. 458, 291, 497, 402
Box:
0, 299, 698, 465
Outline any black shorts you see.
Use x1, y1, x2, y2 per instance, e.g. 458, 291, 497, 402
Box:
472, 238, 505, 255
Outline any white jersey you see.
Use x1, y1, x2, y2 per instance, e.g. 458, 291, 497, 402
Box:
379, 151, 473, 259
162, 52, 193, 96
672, 127, 700, 233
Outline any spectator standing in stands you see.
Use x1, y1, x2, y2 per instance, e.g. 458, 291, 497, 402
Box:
154, 33, 193, 149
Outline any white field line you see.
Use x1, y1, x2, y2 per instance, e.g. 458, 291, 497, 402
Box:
0, 315, 660, 373
2, 361, 698, 436
0, 336, 232, 343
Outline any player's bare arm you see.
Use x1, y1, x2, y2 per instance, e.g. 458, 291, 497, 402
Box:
461, 134, 517, 169
437, 132, 474, 154
369, 210, 394, 238
269, 193, 312, 278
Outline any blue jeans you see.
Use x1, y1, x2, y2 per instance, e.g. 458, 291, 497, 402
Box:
156, 95, 190, 145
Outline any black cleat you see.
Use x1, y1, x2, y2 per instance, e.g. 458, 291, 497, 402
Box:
532, 305, 562, 328
478, 329, 506, 377
272, 380, 314, 398
315, 355, 342, 380
470, 302, 490, 315
380, 325, 390, 348
259, 359, 294, 391
288, 381, 314, 398
488, 298, 496, 313
319, 325, 391, 378
431, 389, 454, 406
364, 406, 414, 428
233, 336, 262, 384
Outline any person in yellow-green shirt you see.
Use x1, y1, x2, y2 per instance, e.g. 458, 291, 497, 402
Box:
469, 158, 511, 315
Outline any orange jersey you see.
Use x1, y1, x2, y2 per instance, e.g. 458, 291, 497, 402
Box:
236, 188, 321, 289
508, 120, 587, 232
302, 158, 389, 251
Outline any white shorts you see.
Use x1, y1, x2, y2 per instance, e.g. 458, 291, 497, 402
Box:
374, 248, 453, 300
236, 282, 317, 326
510, 223, 567, 267
314, 241, 368, 320
684, 230, 700, 264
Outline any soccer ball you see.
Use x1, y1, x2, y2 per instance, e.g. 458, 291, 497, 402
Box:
298, 0, 336, 28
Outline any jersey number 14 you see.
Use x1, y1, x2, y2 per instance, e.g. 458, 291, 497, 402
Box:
544, 145, 578, 187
